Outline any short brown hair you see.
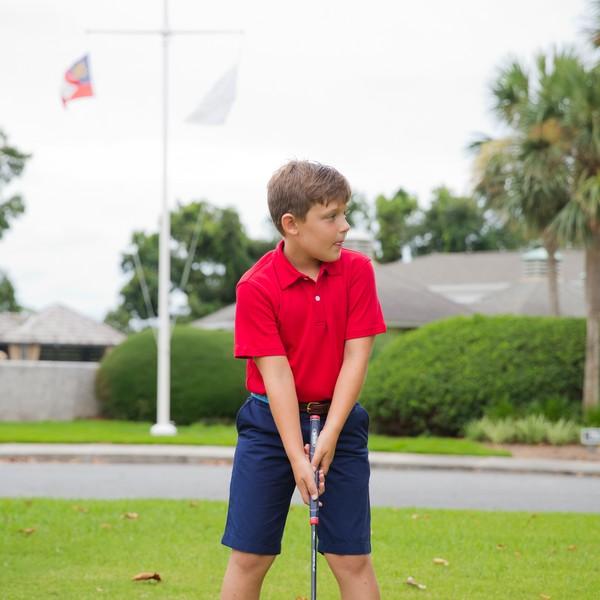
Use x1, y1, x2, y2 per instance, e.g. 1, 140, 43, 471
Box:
267, 160, 351, 235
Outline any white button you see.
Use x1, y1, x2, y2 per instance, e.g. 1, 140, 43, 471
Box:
315, 295, 321, 301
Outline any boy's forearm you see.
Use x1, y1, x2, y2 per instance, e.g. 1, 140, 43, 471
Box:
254, 356, 305, 466
324, 336, 374, 435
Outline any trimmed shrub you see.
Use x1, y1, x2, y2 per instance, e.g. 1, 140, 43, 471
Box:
361, 314, 585, 435
96, 326, 246, 423
465, 415, 580, 445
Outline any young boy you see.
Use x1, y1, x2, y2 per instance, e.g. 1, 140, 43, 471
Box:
220, 160, 386, 600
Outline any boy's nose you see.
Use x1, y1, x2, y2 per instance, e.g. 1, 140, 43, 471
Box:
340, 218, 350, 233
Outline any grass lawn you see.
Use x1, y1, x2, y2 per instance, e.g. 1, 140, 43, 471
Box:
0, 420, 510, 457
1, 498, 596, 599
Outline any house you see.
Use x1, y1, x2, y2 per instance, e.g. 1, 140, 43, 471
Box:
0, 303, 125, 361
377, 247, 585, 317
0, 304, 125, 421
191, 247, 586, 332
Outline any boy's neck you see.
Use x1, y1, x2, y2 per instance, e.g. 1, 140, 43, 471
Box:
282, 239, 321, 280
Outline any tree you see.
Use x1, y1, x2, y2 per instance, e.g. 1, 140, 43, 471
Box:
412, 186, 525, 256
0, 129, 31, 312
106, 200, 274, 330
0, 129, 30, 240
0, 271, 20, 312
471, 55, 572, 316
374, 188, 418, 263
482, 40, 600, 410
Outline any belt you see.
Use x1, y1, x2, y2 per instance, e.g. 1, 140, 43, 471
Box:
299, 401, 331, 415
250, 393, 331, 415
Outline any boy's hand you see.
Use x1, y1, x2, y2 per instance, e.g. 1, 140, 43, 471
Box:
310, 427, 339, 476
292, 452, 325, 505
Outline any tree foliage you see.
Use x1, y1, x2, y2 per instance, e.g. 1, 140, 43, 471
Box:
413, 186, 526, 255
106, 200, 275, 330
374, 188, 418, 263
0, 129, 30, 312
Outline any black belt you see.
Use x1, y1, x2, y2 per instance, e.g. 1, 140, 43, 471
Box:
299, 401, 331, 415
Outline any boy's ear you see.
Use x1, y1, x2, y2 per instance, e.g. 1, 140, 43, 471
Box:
281, 212, 299, 236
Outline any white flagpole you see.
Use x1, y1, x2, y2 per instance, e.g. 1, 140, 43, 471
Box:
86, 1, 243, 436
151, 0, 175, 435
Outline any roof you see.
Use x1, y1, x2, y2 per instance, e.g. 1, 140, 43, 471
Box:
191, 304, 236, 330
0, 304, 126, 346
378, 248, 583, 286
470, 278, 586, 317
373, 264, 472, 327
0, 312, 29, 337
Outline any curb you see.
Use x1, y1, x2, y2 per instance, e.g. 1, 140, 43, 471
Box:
1, 444, 600, 477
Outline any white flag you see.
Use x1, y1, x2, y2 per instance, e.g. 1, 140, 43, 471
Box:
185, 65, 238, 125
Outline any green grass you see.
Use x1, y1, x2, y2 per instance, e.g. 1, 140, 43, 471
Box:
1, 499, 597, 599
0, 420, 509, 456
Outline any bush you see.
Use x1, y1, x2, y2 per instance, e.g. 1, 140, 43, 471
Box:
96, 326, 246, 423
465, 415, 580, 445
583, 406, 600, 426
361, 314, 585, 435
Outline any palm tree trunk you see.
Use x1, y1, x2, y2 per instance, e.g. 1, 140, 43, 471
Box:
583, 231, 600, 411
542, 231, 560, 316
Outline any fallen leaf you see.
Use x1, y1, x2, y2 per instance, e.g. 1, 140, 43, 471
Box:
514, 551, 522, 558
72, 505, 89, 513
96, 587, 103, 592
132, 572, 161, 582
122, 512, 139, 520
411, 513, 420, 520
189, 501, 198, 508
100, 523, 112, 529
540, 594, 551, 600
433, 557, 449, 566
18, 527, 36, 535
406, 576, 426, 590
567, 545, 577, 551
496, 544, 506, 550
295, 597, 308, 600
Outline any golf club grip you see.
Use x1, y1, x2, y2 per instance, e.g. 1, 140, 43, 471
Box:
309, 415, 320, 525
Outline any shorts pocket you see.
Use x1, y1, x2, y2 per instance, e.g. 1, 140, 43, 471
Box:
235, 397, 252, 430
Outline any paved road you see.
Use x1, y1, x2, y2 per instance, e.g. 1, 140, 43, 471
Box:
1, 462, 599, 512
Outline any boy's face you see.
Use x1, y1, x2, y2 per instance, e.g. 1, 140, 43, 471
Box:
292, 198, 350, 262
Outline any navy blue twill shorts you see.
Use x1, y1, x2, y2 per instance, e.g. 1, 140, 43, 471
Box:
221, 396, 372, 556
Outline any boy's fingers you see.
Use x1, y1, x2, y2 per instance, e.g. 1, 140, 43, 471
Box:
298, 481, 310, 505
306, 475, 318, 500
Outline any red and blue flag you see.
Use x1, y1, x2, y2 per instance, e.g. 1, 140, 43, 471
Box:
61, 54, 93, 107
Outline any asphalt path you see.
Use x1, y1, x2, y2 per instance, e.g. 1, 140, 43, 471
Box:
1, 462, 599, 512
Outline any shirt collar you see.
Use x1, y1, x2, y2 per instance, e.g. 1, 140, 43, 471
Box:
273, 239, 341, 289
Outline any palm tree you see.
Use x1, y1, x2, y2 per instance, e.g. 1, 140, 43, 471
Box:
544, 52, 600, 410
471, 55, 571, 317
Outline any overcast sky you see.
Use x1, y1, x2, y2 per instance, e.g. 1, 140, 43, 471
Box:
0, 0, 591, 320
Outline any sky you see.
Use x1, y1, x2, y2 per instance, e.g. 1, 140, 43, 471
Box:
0, 0, 591, 321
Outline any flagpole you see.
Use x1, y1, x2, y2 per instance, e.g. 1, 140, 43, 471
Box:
151, 0, 175, 435
86, 2, 243, 437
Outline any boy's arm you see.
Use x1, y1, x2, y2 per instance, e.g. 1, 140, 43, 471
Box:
254, 355, 322, 504
311, 335, 375, 475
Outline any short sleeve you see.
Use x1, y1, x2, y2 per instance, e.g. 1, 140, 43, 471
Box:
345, 258, 387, 340
234, 281, 286, 358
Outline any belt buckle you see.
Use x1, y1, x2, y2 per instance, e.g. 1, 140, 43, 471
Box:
306, 402, 317, 415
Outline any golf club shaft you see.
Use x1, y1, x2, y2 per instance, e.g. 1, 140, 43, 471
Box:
309, 414, 320, 600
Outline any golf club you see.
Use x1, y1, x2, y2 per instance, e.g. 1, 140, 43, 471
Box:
309, 414, 321, 600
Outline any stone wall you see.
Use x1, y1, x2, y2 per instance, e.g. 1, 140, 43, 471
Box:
0, 360, 99, 421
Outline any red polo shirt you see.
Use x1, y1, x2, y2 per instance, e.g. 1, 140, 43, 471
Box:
234, 240, 386, 403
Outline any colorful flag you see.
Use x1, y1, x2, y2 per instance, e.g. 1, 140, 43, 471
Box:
185, 65, 238, 125
61, 54, 93, 107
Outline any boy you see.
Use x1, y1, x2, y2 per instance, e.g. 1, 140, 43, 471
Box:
220, 160, 386, 600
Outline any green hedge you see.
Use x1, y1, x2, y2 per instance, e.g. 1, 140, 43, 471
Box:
96, 326, 246, 423
361, 315, 585, 436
